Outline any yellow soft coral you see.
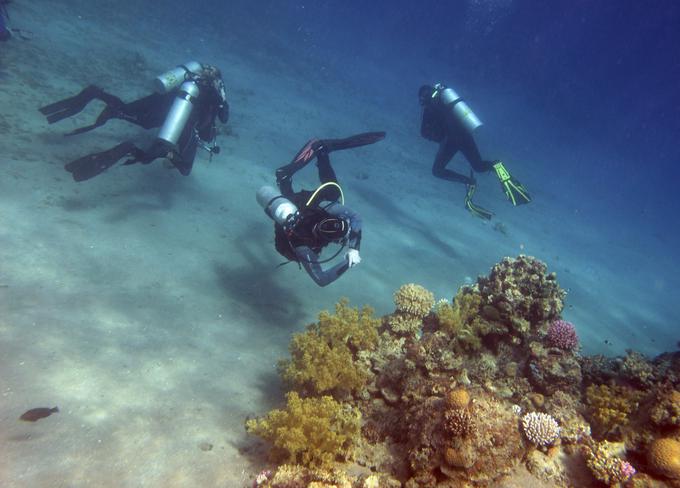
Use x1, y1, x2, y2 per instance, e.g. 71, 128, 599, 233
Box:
393, 283, 434, 318
647, 438, 680, 480
585, 384, 642, 437
279, 299, 380, 395
246, 392, 361, 468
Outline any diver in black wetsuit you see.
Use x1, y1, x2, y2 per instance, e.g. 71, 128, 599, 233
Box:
419, 83, 530, 219
39, 62, 229, 181
256, 132, 385, 287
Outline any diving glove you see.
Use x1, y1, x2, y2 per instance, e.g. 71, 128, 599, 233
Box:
493, 160, 531, 206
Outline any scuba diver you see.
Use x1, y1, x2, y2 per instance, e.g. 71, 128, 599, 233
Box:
418, 83, 531, 220
256, 132, 386, 287
39, 61, 229, 181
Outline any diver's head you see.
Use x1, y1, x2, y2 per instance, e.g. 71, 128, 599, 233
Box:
313, 216, 350, 243
418, 85, 435, 106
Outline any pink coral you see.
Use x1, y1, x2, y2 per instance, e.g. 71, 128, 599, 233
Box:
546, 319, 579, 351
619, 460, 636, 480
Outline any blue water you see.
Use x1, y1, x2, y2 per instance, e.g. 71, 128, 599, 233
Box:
3, 1, 680, 486
203, 0, 680, 349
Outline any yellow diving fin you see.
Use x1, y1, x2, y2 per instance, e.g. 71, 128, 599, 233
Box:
464, 181, 494, 220
493, 160, 531, 206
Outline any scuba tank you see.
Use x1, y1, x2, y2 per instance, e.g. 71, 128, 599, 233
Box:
153, 61, 204, 94
434, 83, 483, 133
157, 81, 200, 145
256, 186, 299, 230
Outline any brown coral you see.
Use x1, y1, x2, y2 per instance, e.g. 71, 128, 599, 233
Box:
585, 384, 642, 438
650, 390, 680, 428
386, 312, 422, 337
393, 283, 434, 318
446, 388, 471, 410
474, 255, 565, 329
443, 408, 475, 437
647, 437, 680, 480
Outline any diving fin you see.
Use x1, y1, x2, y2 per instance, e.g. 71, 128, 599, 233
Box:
464, 180, 494, 220
64, 142, 135, 182
39, 86, 104, 124
492, 160, 531, 206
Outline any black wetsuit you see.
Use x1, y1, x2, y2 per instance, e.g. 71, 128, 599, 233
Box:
273, 133, 384, 287
421, 91, 493, 185
39, 70, 229, 181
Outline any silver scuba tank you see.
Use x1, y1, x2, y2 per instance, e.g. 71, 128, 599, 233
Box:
154, 61, 204, 94
158, 81, 200, 145
256, 186, 299, 228
438, 86, 483, 133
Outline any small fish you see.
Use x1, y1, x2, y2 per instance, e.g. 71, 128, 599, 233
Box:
19, 406, 59, 422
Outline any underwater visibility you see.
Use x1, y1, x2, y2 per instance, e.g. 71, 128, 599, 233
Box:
1, 0, 679, 487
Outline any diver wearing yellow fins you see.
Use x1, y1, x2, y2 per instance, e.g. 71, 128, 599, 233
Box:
257, 132, 385, 287
418, 83, 531, 220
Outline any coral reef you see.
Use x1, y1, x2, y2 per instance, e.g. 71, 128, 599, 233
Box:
245, 256, 680, 487
647, 438, 680, 480
582, 439, 636, 485
521, 412, 561, 447
278, 299, 380, 396
546, 319, 579, 351
393, 284, 435, 318
251, 464, 402, 488
650, 390, 680, 428
474, 255, 565, 328
585, 384, 642, 438
246, 392, 361, 468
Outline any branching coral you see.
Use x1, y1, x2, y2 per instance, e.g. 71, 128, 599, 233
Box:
546, 319, 579, 351
585, 384, 642, 438
620, 350, 654, 386
394, 283, 434, 318
582, 440, 636, 485
521, 412, 560, 447
246, 392, 361, 468
386, 312, 422, 337
279, 299, 380, 395
650, 390, 680, 428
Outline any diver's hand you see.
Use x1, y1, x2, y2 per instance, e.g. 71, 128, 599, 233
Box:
346, 249, 361, 268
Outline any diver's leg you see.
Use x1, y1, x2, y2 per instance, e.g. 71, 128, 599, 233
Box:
316, 151, 337, 184
276, 139, 321, 196
319, 132, 386, 153
432, 140, 473, 185
118, 92, 173, 129
314, 151, 342, 201
64, 141, 137, 182
39, 86, 122, 124
459, 131, 493, 173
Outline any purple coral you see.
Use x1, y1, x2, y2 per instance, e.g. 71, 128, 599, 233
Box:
546, 319, 579, 351
618, 460, 636, 480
